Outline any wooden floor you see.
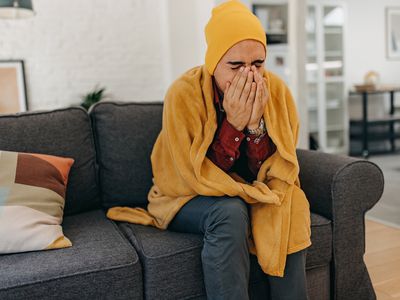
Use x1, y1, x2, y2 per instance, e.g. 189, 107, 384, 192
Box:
366, 153, 400, 228
365, 219, 400, 300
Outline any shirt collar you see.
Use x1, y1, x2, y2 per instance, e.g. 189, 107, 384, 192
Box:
212, 77, 224, 108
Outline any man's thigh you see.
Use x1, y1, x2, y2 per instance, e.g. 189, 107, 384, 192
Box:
167, 195, 248, 235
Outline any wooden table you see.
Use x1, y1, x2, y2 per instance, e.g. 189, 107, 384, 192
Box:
349, 86, 400, 158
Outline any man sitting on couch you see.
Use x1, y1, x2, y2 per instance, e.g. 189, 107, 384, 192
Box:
107, 1, 312, 299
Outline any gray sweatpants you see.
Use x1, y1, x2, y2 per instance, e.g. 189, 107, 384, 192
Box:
168, 195, 309, 300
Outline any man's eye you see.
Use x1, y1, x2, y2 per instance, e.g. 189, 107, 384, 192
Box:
231, 66, 241, 70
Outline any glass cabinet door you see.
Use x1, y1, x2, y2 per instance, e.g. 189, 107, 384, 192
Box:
323, 6, 344, 78
306, 2, 347, 154
323, 5, 346, 151
306, 5, 320, 149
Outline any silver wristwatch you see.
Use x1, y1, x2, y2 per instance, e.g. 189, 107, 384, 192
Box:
246, 118, 266, 136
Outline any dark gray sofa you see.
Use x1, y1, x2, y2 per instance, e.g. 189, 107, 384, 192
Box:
0, 101, 384, 300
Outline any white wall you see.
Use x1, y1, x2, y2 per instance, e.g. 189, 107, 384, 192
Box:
0, 0, 166, 110
0, 0, 219, 110
9, 0, 394, 150
166, 0, 214, 82
346, 0, 400, 118
346, 0, 400, 87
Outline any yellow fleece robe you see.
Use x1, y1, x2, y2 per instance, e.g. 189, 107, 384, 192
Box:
107, 65, 312, 277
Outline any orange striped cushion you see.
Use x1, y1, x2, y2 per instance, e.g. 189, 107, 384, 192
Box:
0, 150, 74, 253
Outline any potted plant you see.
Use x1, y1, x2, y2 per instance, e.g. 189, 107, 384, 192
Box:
80, 85, 109, 110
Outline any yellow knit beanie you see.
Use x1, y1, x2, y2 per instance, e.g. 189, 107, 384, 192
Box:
204, 0, 267, 75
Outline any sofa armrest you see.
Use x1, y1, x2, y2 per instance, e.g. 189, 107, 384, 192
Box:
296, 148, 384, 300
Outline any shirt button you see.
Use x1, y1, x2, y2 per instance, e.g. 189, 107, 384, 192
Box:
229, 157, 234, 161
234, 137, 239, 142
246, 137, 251, 142
258, 161, 262, 165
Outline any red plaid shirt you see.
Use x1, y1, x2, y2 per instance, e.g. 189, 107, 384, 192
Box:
206, 78, 277, 182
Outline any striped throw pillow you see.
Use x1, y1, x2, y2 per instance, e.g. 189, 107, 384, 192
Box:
0, 150, 74, 253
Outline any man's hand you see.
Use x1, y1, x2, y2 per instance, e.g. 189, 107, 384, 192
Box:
247, 66, 269, 130
223, 66, 257, 131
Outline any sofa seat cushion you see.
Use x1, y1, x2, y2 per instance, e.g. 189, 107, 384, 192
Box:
117, 212, 331, 299
118, 221, 205, 299
0, 210, 142, 300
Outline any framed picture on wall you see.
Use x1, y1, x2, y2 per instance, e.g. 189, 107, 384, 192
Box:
0, 60, 28, 114
386, 7, 400, 59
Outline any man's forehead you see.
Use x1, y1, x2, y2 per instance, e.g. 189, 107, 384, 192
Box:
223, 51, 266, 62
223, 41, 266, 61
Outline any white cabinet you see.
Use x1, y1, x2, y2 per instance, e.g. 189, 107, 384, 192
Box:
252, 2, 288, 44
306, 1, 348, 154
253, 2, 291, 85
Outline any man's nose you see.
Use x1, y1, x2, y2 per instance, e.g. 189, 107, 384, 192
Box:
244, 64, 256, 69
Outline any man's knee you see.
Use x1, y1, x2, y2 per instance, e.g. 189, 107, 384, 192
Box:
205, 197, 250, 235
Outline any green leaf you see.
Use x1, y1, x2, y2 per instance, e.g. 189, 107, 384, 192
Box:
80, 85, 108, 110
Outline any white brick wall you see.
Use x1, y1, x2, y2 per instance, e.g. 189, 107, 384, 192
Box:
0, 0, 167, 110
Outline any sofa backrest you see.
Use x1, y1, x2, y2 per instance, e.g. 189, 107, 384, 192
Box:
89, 101, 163, 208
0, 107, 100, 216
